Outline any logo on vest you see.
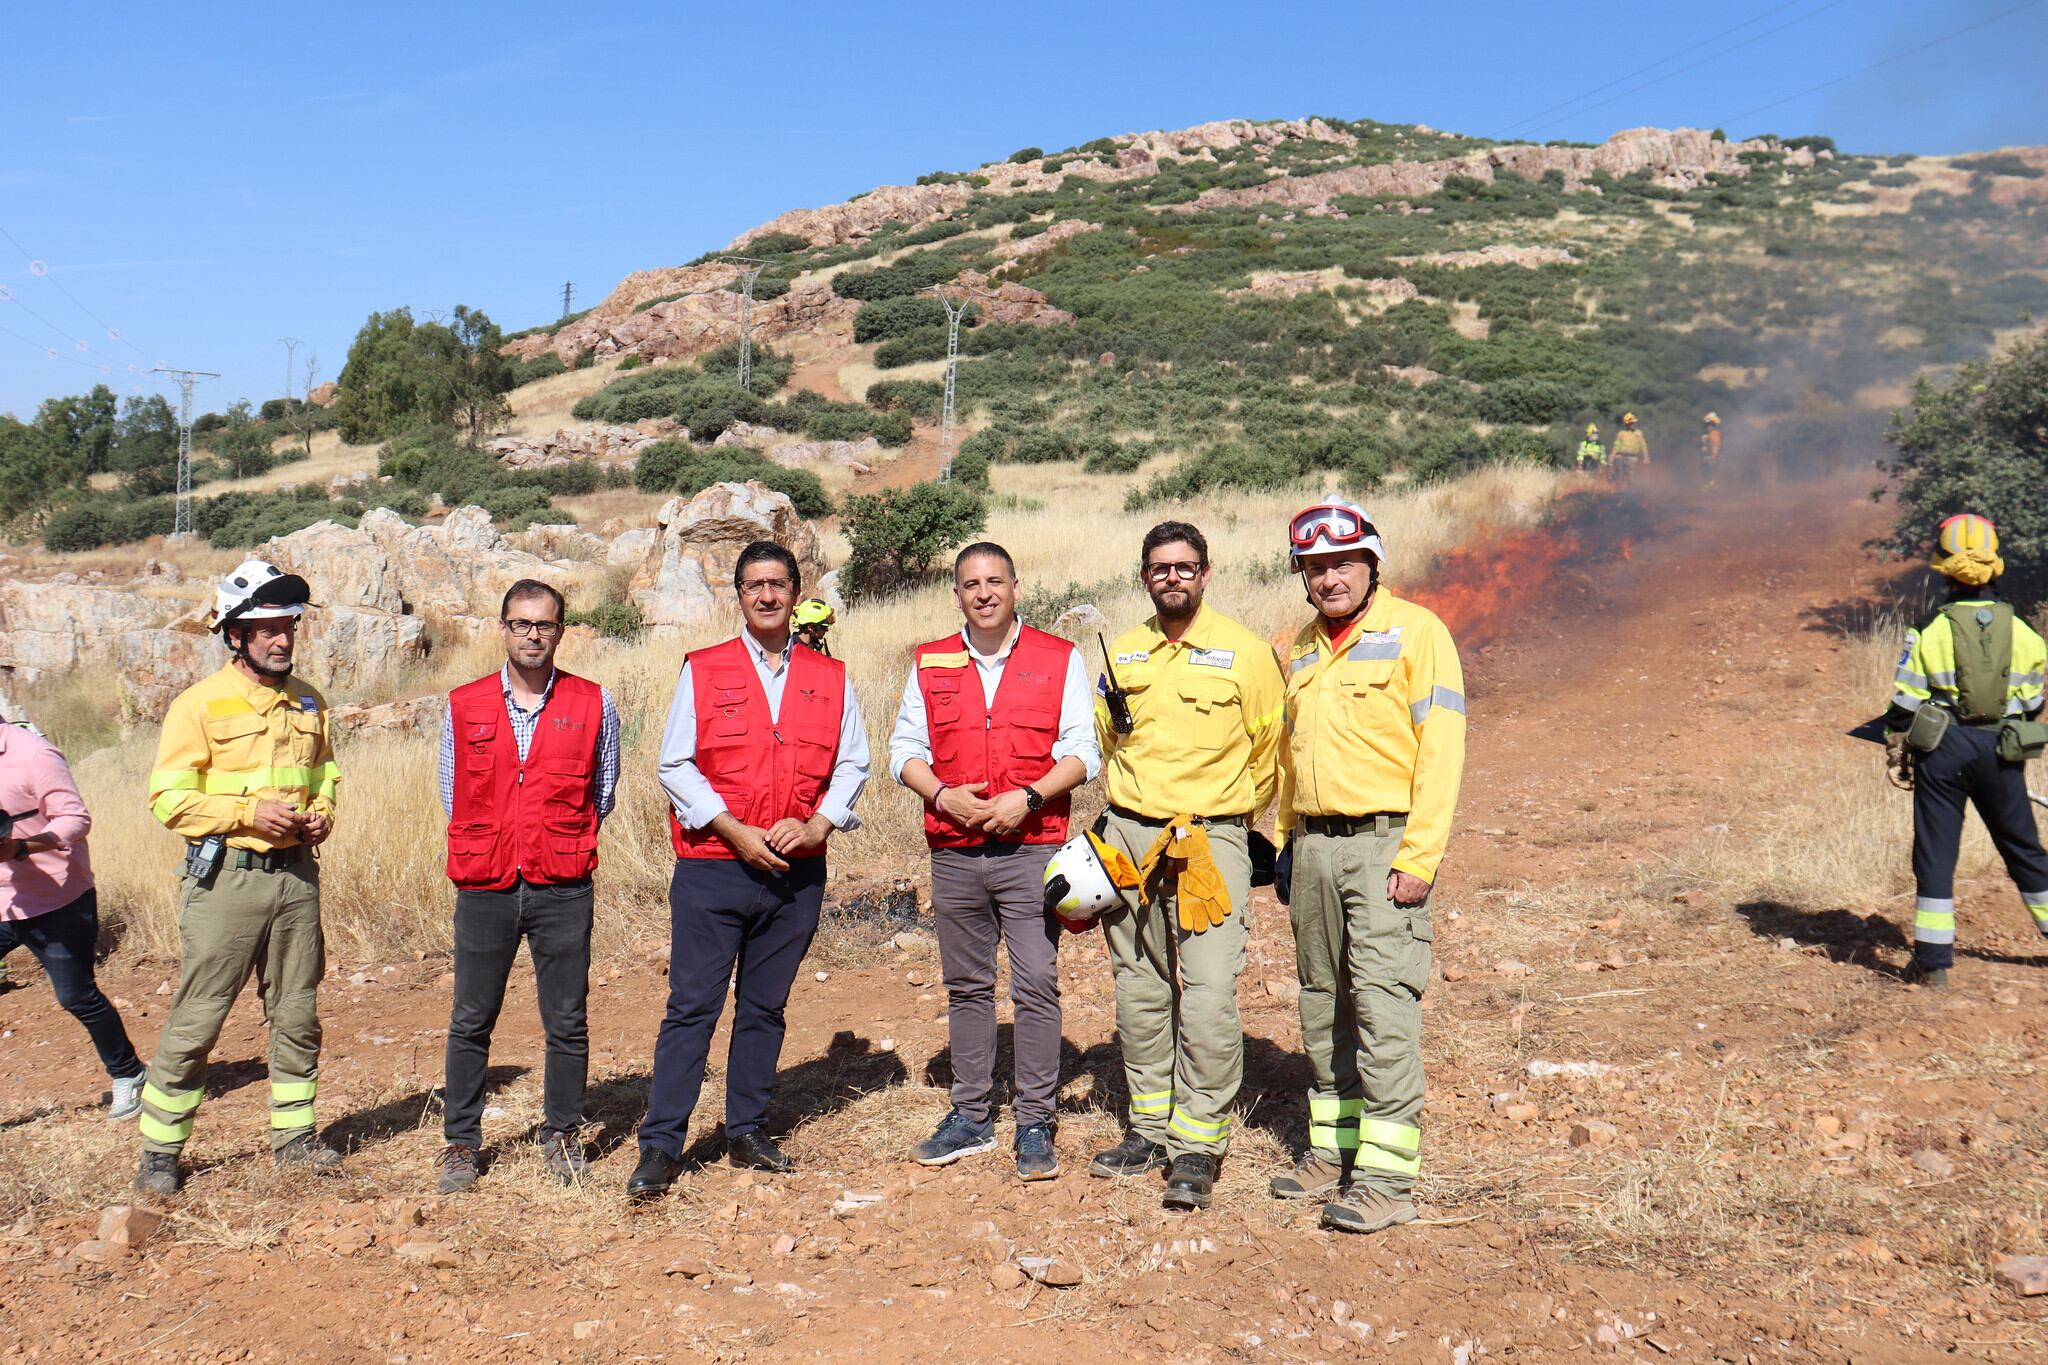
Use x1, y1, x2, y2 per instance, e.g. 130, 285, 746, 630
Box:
1189, 647, 1236, 669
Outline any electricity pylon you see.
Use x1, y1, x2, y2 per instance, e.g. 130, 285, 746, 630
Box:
925, 284, 983, 482
150, 366, 220, 538
720, 257, 769, 390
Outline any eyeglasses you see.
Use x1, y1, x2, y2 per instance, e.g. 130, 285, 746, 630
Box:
503, 619, 563, 638
1143, 561, 1204, 582
740, 577, 794, 597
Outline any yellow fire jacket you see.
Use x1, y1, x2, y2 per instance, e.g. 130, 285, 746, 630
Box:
148, 664, 341, 851
1279, 590, 1466, 882
1610, 428, 1649, 461
1094, 603, 1286, 821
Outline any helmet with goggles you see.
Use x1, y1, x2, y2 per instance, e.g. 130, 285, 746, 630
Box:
1287, 499, 1386, 572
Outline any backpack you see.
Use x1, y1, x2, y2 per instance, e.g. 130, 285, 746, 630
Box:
1940, 600, 2014, 724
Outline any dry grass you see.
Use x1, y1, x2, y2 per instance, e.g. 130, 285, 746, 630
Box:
203, 430, 383, 496
49, 461, 1562, 963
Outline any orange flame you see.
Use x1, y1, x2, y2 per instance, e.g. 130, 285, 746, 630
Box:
1407, 521, 1584, 652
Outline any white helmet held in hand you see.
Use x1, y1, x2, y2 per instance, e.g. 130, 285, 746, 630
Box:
210, 559, 312, 633
1042, 831, 1126, 924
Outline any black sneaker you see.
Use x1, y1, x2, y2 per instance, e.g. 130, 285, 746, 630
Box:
437, 1143, 480, 1194
1162, 1153, 1218, 1211
134, 1151, 182, 1196
911, 1109, 996, 1166
1088, 1129, 1169, 1179
274, 1132, 343, 1171
1015, 1122, 1059, 1182
541, 1130, 589, 1185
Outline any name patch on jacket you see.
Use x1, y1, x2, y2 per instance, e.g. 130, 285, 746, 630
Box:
1115, 650, 1150, 665
1189, 647, 1235, 669
1347, 628, 1405, 662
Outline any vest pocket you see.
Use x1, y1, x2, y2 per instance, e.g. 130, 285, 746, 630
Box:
538, 817, 598, 881
1177, 677, 1240, 750
793, 732, 836, 780
447, 821, 500, 882
1007, 704, 1059, 759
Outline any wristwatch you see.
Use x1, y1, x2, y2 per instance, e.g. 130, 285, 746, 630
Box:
1022, 786, 1045, 813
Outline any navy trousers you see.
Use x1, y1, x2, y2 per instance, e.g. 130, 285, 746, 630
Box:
1911, 724, 2048, 970
0, 890, 144, 1080
638, 857, 825, 1158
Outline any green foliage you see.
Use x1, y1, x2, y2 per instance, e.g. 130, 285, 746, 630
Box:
376, 425, 564, 528
195, 487, 343, 548
1954, 153, 2042, 180
0, 416, 69, 522
841, 481, 988, 597
616, 354, 644, 371
509, 351, 569, 386
833, 241, 985, 301
1885, 329, 2048, 602
873, 333, 950, 368
333, 305, 516, 446
1868, 171, 1918, 188
630, 439, 832, 518
693, 342, 794, 395
950, 449, 991, 490
864, 378, 944, 418
744, 231, 812, 256
1009, 147, 1044, 164
853, 296, 951, 342
567, 601, 646, 638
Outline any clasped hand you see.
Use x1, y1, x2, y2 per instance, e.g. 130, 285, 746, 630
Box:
934, 782, 1031, 837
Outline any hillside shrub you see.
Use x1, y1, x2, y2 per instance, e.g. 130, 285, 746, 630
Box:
864, 378, 944, 417
743, 231, 812, 256
630, 439, 832, 518
950, 449, 990, 491
854, 296, 951, 343
841, 481, 988, 597
1009, 147, 1044, 164
510, 352, 567, 386
873, 334, 949, 368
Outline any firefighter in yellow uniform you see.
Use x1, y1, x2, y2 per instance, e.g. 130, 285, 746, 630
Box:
1271, 500, 1465, 1235
1575, 424, 1606, 472
1088, 520, 1286, 1211
1884, 514, 2048, 987
1610, 412, 1649, 482
135, 561, 342, 1195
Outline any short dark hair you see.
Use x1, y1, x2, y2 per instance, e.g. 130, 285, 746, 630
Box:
733, 540, 801, 593
1141, 521, 1208, 569
953, 541, 1015, 578
501, 578, 566, 621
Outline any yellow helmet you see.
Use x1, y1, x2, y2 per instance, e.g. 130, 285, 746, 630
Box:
1932, 513, 2003, 586
793, 598, 835, 628
1622, 412, 1639, 425
1703, 412, 1721, 425
1937, 513, 1998, 558
1585, 423, 1600, 437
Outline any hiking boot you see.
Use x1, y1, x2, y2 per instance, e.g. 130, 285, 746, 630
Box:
134, 1151, 182, 1196
1015, 1122, 1059, 1182
540, 1130, 588, 1185
1905, 964, 1950, 990
1088, 1129, 1168, 1179
437, 1143, 480, 1195
1269, 1149, 1349, 1200
626, 1147, 682, 1200
911, 1109, 995, 1167
1320, 1185, 1416, 1235
273, 1132, 343, 1171
1161, 1153, 1218, 1211
108, 1073, 145, 1122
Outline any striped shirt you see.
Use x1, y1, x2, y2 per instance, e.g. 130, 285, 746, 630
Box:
437, 667, 621, 820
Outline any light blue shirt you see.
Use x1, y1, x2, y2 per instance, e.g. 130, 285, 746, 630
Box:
658, 630, 869, 833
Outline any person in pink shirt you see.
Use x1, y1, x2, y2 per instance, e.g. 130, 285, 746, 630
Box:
0, 716, 146, 1118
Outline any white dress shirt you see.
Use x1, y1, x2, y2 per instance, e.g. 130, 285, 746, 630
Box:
658, 631, 869, 832
888, 620, 1101, 783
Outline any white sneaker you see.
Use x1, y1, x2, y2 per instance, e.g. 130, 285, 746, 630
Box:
108, 1074, 144, 1121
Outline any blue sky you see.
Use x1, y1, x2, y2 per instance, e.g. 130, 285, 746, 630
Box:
3, 0, 2043, 420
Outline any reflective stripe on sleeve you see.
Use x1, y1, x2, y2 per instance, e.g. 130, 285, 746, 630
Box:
149, 770, 203, 793
1410, 686, 1466, 724
201, 767, 316, 795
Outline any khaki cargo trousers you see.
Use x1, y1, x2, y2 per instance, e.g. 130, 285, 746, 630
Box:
1098, 810, 1251, 1159
139, 858, 325, 1155
1290, 818, 1431, 1195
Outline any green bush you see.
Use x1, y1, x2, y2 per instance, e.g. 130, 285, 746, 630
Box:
1476, 378, 1577, 425
617, 354, 644, 370
476, 484, 554, 529
853, 296, 951, 343
873, 333, 949, 368
42, 505, 112, 552
1009, 147, 1044, 164
510, 352, 567, 386
567, 602, 646, 638
950, 449, 991, 490
1009, 430, 1077, 464
1010, 219, 1049, 239
199, 489, 349, 548
864, 378, 944, 418
630, 439, 832, 518
742, 231, 811, 256
841, 481, 988, 597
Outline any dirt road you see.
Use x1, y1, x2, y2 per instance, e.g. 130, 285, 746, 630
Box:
5, 471, 2045, 1363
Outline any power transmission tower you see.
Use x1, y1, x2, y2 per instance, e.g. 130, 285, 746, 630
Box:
720, 257, 768, 390
150, 367, 219, 538
925, 285, 981, 482
560, 281, 575, 319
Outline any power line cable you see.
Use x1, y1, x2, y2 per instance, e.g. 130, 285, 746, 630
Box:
0, 220, 159, 366
1497, 0, 1816, 136
0, 320, 112, 374
1520, 0, 1854, 140
1712, 0, 2045, 130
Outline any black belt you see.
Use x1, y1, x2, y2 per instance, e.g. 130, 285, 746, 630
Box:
1106, 804, 1248, 828
1300, 813, 1406, 838
228, 846, 308, 871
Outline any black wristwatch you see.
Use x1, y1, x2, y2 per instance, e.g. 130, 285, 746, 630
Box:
1022, 786, 1045, 813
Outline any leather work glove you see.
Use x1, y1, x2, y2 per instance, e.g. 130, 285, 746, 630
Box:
1274, 841, 1294, 907
1136, 819, 1232, 933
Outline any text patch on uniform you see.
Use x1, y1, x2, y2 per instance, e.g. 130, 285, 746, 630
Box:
1189, 648, 1236, 669
1116, 651, 1151, 666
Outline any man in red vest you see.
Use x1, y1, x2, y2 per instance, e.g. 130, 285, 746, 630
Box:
629, 542, 870, 1197
890, 542, 1099, 1180
436, 579, 619, 1194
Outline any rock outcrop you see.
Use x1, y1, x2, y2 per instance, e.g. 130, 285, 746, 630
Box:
1407, 244, 1577, 269
712, 422, 880, 474
502, 282, 857, 370
629, 482, 825, 633
265, 507, 586, 620
950, 272, 1076, 327
488, 419, 682, 471
733, 183, 978, 250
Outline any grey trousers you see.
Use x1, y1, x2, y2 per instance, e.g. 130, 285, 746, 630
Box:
930, 843, 1062, 1127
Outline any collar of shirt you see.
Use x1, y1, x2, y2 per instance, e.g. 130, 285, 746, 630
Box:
961, 619, 1021, 667
1142, 601, 1217, 652
500, 663, 558, 716
744, 629, 794, 677
226, 666, 298, 714
1316, 590, 1394, 657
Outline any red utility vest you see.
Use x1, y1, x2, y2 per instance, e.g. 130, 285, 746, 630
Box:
670, 636, 846, 861
915, 623, 1072, 848
445, 671, 603, 890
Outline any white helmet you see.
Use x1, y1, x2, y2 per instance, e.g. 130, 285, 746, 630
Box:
1042, 831, 1128, 924
210, 559, 311, 633
1288, 499, 1385, 571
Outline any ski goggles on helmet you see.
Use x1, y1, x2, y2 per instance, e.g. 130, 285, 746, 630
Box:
1289, 503, 1377, 552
